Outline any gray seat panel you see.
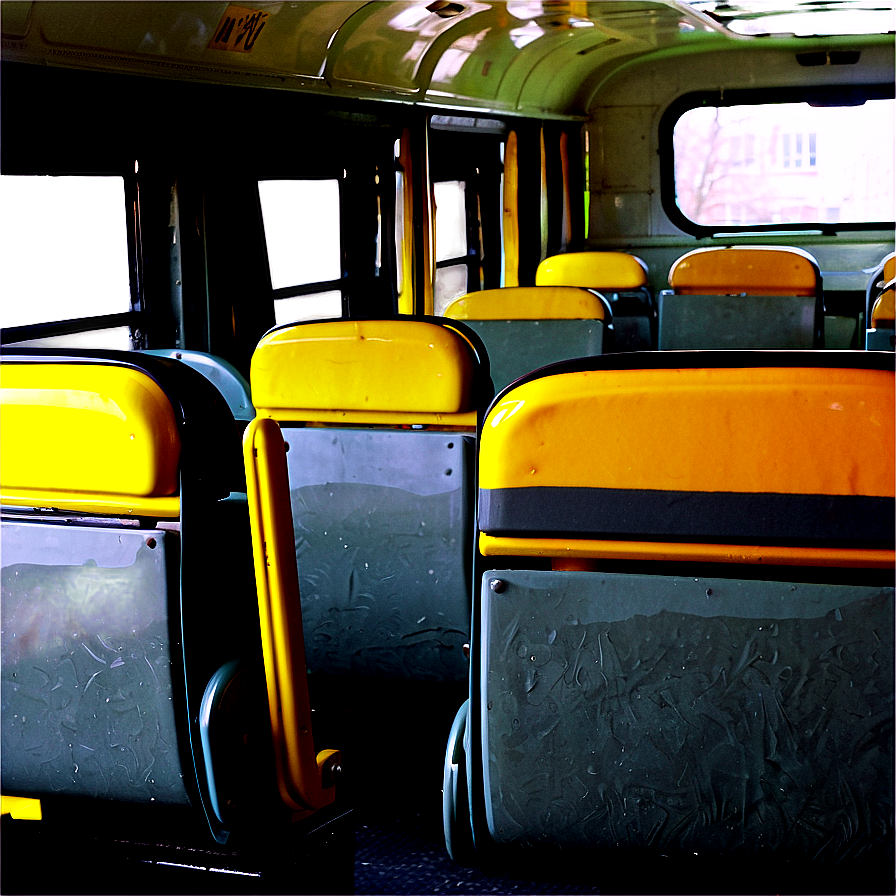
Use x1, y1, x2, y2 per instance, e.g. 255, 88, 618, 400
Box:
463, 319, 603, 391
658, 293, 816, 349
479, 568, 894, 859
1, 520, 189, 805
283, 427, 474, 680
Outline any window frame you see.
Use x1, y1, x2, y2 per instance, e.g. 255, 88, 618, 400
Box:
428, 116, 508, 312
256, 150, 400, 323
0, 171, 143, 348
256, 175, 348, 315
659, 83, 895, 238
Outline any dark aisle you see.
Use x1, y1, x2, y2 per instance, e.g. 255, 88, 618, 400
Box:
353, 806, 605, 896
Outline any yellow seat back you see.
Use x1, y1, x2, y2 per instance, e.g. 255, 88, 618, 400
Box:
669, 246, 820, 296
1, 361, 181, 517
1, 350, 250, 843
444, 286, 606, 321
535, 251, 648, 290
479, 353, 894, 569
243, 317, 488, 805
444, 288, 609, 391
251, 318, 481, 427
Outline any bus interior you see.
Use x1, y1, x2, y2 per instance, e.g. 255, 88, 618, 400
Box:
1, 2, 893, 893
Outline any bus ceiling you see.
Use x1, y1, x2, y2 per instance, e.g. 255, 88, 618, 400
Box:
1, 2, 893, 120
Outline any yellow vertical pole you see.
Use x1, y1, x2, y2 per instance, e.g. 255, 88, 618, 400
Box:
503, 130, 520, 287
421, 123, 435, 315
540, 126, 548, 264
584, 129, 590, 241
396, 129, 415, 314
559, 130, 572, 252
243, 417, 337, 814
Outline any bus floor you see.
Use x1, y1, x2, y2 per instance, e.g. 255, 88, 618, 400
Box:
350, 785, 895, 896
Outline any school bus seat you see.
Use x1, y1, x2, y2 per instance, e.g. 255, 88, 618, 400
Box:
0, 349, 273, 843
535, 251, 649, 290
534, 251, 655, 350
443, 286, 610, 392
446, 350, 894, 871
247, 317, 492, 691
661, 245, 824, 349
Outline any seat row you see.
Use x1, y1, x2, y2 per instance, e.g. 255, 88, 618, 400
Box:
0, 322, 490, 845
443, 246, 894, 390
2, 316, 893, 869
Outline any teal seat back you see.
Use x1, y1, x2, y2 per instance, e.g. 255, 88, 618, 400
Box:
141, 349, 254, 423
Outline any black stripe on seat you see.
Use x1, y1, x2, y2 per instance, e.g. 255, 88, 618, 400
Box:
479, 486, 895, 547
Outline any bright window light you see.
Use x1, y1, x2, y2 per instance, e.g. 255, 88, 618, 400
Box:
673, 99, 895, 227
274, 292, 342, 325
259, 179, 341, 289
13, 327, 132, 350
434, 180, 467, 262
0, 175, 131, 329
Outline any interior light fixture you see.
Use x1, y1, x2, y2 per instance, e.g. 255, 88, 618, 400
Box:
427, 1, 466, 18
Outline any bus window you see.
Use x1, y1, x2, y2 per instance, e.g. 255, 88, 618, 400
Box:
394, 133, 414, 313
429, 118, 507, 312
435, 180, 467, 260
434, 179, 469, 315
258, 179, 343, 323
5, 326, 133, 350
0, 175, 132, 348
273, 291, 342, 326
671, 98, 895, 231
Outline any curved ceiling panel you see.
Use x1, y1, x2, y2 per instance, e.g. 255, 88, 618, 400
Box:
34, 1, 369, 77
328, 1, 490, 94
2, 1, 893, 117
